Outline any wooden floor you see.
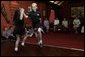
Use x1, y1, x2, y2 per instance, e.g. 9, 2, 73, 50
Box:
1, 40, 84, 56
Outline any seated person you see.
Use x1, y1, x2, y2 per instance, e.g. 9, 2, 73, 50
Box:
53, 18, 60, 32
2, 26, 15, 40
43, 18, 49, 32
73, 17, 81, 33
62, 18, 68, 31
2, 27, 9, 39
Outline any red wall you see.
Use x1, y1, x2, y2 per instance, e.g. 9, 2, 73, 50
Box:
1, 1, 46, 30
61, 1, 70, 19
1, 1, 11, 30
61, 1, 84, 19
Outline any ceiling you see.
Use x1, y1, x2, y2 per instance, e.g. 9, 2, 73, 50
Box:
49, 1, 64, 6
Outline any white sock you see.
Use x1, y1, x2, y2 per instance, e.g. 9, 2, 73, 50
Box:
30, 33, 33, 37
38, 40, 42, 44
21, 42, 24, 46
15, 47, 18, 52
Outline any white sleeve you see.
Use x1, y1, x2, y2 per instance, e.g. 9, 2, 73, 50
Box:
78, 20, 81, 25
73, 20, 75, 25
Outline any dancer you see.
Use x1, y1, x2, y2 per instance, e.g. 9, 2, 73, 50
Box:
22, 3, 44, 47
13, 7, 28, 52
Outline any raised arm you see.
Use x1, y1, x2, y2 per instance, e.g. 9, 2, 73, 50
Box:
24, 12, 28, 18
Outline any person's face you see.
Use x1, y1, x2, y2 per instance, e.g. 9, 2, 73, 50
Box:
32, 6, 37, 11
31, 3, 37, 11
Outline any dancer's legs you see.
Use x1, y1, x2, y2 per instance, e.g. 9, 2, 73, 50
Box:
14, 35, 20, 51
21, 35, 29, 46
37, 30, 43, 47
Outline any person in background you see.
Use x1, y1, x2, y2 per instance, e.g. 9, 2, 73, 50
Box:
62, 18, 68, 32
53, 18, 60, 32
73, 17, 81, 33
2, 27, 9, 39
43, 18, 49, 32
2, 26, 15, 40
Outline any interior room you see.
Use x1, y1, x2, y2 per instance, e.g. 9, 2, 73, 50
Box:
1, 0, 84, 56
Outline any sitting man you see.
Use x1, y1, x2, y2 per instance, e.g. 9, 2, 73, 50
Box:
62, 18, 68, 32
73, 17, 81, 33
53, 18, 60, 32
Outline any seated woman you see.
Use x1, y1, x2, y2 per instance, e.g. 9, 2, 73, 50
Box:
2, 26, 15, 40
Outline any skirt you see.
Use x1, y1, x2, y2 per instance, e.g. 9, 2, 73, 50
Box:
13, 26, 25, 36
